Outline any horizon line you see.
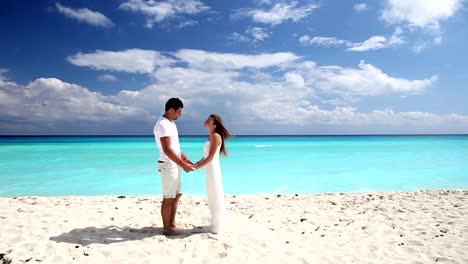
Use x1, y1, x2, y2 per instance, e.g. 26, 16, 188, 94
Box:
1, 134, 468, 137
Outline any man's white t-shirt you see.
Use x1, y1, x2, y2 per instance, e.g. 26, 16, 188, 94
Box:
153, 116, 181, 163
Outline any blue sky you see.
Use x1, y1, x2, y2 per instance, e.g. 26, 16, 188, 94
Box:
1, 0, 467, 135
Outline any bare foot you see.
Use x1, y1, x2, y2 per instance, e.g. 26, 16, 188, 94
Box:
163, 228, 183, 237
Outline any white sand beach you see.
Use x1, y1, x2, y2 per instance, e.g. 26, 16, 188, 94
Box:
1, 190, 467, 264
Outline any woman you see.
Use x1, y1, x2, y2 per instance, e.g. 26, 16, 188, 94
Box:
194, 114, 232, 234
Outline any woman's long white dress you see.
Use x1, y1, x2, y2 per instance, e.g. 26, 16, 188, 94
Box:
203, 140, 226, 234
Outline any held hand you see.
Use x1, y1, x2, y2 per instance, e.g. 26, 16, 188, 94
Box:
182, 162, 196, 172
193, 159, 203, 170
182, 156, 193, 165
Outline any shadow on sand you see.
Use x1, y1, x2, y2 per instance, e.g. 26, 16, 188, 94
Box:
50, 225, 210, 246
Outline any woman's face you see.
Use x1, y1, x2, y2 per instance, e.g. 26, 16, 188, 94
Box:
204, 117, 216, 131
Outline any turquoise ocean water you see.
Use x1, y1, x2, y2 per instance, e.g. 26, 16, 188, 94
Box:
1, 135, 467, 197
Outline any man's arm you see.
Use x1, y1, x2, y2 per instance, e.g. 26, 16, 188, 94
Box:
160, 136, 194, 172
181, 152, 193, 164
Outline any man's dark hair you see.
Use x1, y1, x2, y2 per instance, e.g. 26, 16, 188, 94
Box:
165, 97, 183, 111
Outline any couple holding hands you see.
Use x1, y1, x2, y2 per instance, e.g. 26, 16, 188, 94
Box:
153, 98, 231, 236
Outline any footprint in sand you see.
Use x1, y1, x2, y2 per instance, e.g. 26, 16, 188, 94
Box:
407, 240, 424, 246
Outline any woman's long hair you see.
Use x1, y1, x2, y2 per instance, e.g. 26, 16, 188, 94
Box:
210, 114, 232, 156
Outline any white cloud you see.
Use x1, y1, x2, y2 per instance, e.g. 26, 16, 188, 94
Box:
434, 36, 443, 45
67, 49, 176, 74
349, 36, 389, 51
3, 73, 464, 135
300, 28, 404, 51
0, 78, 150, 126
354, 3, 368, 13
119, 0, 209, 28
254, 0, 274, 5
177, 20, 198, 29
412, 42, 429, 54
68, 49, 437, 106
98, 74, 118, 82
67, 49, 435, 99
284, 72, 305, 88
230, 27, 271, 44
4, 48, 459, 134
173, 49, 300, 70
0, 69, 8, 84
349, 29, 404, 51
235, 2, 320, 26
248, 27, 270, 42
281, 107, 468, 128
0, 69, 17, 86
381, 0, 463, 31
55, 3, 114, 28
410, 34, 444, 54
229, 32, 250, 43
68, 48, 297, 75
295, 60, 437, 98
299, 36, 352, 47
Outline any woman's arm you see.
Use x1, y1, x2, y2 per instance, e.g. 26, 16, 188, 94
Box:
195, 133, 221, 169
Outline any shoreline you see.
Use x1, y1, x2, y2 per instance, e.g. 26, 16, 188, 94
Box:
1, 189, 467, 263
2, 188, 467, 199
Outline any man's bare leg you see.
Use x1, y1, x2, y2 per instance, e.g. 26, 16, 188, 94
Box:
161, 198, 174, 235
170, 193, 182, 229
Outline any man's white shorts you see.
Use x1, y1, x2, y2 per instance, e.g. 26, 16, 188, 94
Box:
157, 161, 181, 198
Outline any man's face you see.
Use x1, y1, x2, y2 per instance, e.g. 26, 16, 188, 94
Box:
169, 107, 183, 120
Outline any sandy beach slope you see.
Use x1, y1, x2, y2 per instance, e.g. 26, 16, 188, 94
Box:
1, 190, 467, 264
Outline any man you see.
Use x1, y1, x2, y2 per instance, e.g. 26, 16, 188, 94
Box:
153, 97, 194, 236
